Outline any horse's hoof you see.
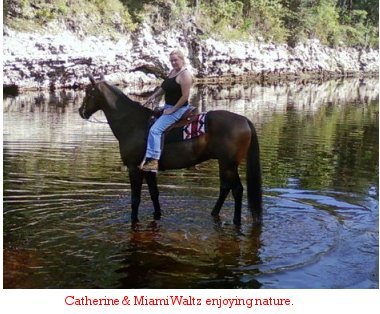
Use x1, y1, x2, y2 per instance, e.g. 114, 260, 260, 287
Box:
212, 214, 221, 222
211, 210, 220, 217
233, 218, 242, 226
153, 212, 161, 220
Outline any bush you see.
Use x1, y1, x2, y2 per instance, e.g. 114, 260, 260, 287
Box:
195, 0, 245, 40
310, 0, 342, 46
3, 0, 379, 47
245, 0, 288, 42
4, 0, 136, 35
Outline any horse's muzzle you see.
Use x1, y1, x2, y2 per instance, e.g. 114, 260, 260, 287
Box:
78, 107, 88, 119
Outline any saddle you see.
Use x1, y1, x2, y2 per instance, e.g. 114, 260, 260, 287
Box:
150, 105, 198, 133
148, 106, 207, 144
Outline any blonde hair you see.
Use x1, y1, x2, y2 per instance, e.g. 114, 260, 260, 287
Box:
170, 49, 186, 63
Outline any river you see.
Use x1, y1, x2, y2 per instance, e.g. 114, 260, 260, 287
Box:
3, 78, 378, 288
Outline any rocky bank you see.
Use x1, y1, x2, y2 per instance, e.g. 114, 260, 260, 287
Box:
3, 22, 379, 91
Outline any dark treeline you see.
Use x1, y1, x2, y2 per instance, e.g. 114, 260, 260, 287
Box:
4, 0, 379, 47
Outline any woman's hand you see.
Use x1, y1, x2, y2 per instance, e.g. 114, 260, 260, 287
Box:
144, 87, 164, 107
144, 96, 156, 107
163, 107, 176, 115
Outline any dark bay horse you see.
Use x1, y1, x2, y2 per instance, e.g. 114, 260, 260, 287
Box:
79, 77, 262, 225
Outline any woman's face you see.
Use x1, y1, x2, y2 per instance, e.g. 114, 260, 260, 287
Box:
169, 54, 184, 71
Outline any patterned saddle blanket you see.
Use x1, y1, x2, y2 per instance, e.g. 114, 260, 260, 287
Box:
149, 108, 207, 144
165, 112, 207, 144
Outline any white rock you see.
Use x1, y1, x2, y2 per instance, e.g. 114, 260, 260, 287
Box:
3, 23, 378, 90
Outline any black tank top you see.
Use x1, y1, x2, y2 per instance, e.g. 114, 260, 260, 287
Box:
161, 74, 187, 106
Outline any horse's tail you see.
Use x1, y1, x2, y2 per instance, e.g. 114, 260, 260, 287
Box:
246, 119, 263, 224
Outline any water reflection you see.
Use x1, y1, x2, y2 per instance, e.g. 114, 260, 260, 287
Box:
113, 219, 263, 289
3, 78, 379, 288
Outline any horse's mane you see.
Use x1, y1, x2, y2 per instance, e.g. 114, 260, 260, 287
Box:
99, 81, 152, 114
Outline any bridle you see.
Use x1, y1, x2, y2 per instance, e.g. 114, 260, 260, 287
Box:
80, 86, 108, 124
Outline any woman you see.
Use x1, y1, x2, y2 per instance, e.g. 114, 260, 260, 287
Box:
140, 50, 193, 172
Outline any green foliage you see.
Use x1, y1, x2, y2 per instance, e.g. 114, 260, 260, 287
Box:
3, 0, 379, 47
338, 7, 378, 47
282, 0, 378, 47
4, 0, 136, 36
35, 8, 56, 23
244, 0, 289, 42
310, 0, 342, 46
194, 0, 244, 40
351, 0, 379, 25
172, 0, 191, 17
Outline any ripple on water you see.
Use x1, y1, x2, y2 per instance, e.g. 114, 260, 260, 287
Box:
256, 189, 378, 288
3, 163, 378, 288
259, 195, 340, 273
3, 85, 378, 288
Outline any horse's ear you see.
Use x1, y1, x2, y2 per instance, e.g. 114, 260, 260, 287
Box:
87, 71, 96, 86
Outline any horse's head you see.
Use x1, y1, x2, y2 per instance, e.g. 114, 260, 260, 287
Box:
79, 74, 103, 120
79, 73, 151, 122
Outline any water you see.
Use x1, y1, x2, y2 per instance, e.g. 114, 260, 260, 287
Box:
3, 78, 378, 288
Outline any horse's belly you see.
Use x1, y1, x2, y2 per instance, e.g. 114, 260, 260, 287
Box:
160, 135, 210, 170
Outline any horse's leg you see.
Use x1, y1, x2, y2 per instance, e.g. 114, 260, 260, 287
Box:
128, 168, 143, 223
231, 169, 243, 226
144, 172, 161, 220
211, 182, 230, 219
211, 162, 243, 225
211, 162, 232, 218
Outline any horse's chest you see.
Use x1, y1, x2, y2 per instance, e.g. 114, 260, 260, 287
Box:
118, 139, 145, 163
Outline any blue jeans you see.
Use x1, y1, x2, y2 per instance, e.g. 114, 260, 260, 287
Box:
145, 103, 190, 160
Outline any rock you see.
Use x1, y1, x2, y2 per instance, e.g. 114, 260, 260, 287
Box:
2, 24, 379, 91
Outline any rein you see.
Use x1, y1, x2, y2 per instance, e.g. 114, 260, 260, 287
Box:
87, 116, 108, 124
81, 81, 150, 125
81, 88, 108, 124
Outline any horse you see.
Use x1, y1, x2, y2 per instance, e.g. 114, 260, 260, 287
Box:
79, 76, 263, 225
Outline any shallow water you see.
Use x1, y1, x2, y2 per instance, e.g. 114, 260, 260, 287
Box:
3, 78, 379, 288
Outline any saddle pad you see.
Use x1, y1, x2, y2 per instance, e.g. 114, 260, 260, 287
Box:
183, 113, 207, 139
165, 113, 207, 144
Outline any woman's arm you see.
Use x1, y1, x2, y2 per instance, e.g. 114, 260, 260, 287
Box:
144, 87, 165, 106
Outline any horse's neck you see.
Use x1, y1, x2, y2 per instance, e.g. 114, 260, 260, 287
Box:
105, 107, 150, 136
98, 82, 152, 127
102, 101, 150, 123
97, 83, 151, 140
